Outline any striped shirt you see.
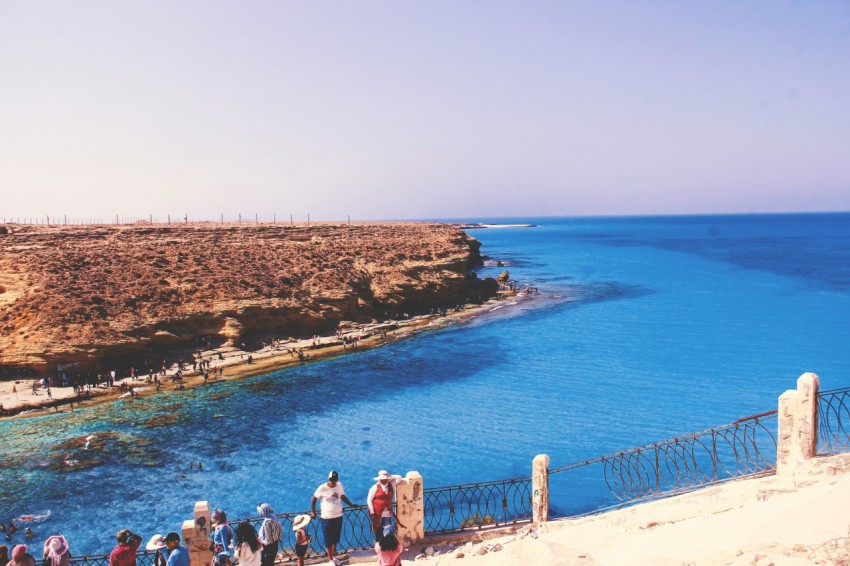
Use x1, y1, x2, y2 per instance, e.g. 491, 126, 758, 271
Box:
260, 518, 283, 545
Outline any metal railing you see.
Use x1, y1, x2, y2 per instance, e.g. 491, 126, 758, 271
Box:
423, 477, 533, 535
69, 549, 159, 566
64, 403, 804, 559
547, 410, 779, 516
229, 506, 374, 562
818, 386, 850, 454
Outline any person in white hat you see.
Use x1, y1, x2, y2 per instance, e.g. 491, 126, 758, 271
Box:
42, 537, 70, 566
144, 535, 167, 566
366, 470, 405, 541
291, 515, 311, 566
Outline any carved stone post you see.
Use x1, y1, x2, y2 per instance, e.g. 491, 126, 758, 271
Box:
777, 372, 820, 476
532, 454, 549, 523
395, 471, 424, 547
184, 501, 213, 566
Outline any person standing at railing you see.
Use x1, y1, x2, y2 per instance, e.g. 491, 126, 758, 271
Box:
7, 545, 36, 566
255, 504, 281, 566
163, 533, 188, 566
290, 515, 311, 566
232, 523, 261, 566
366, 470, 406, 542
209, 510, 234, 566
109, 530, 141, 566
144, 535, 168, 566
310, 470, 357, 566
42, 536, 70, 566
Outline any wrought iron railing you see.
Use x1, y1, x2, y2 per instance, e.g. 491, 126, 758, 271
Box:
69, 549, 159, 566
423, 477, 533, 535
818, 386, 850, 454
547, 410, 778, 516
64, 405, 794, 559
228, 505, 374, 562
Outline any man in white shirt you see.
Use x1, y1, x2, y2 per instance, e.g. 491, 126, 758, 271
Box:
366, 470, 406, 541
310, 470, 356, 566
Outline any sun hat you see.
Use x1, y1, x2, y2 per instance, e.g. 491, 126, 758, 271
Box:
145, 535, 166, 551
11, 545, 27, 561
164, 533, 180, 543
44, 536, 68, 556
373, 470, 391, 481
291, 515, 311, 531
328, 470, 339, 481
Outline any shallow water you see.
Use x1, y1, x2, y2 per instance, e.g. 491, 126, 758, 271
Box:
1, 213, 848, 553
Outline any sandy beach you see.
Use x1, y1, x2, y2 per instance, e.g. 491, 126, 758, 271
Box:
0, 293, 524, 418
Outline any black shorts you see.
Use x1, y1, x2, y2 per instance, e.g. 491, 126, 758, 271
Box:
321, 516, 342, 546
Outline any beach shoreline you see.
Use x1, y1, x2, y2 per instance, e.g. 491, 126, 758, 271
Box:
0, 290, 533, 420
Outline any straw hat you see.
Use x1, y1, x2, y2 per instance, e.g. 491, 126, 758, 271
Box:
145, 535, 166, 551
373, 470, 391, 481
292, 515, 311, 531
44, 536, 68, 556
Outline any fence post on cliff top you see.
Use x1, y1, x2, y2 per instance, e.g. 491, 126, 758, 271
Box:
184, 501, 213, 566
532, 454, 549, 523
395, 471, 424, 547
777, 372, 820, 477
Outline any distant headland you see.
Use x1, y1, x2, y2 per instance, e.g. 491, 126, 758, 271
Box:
454, 223, 537, 229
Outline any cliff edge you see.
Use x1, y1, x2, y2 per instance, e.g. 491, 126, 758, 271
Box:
0, 222, 496, 374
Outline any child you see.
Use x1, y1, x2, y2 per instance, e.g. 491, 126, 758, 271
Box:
291, 515, 311, 566
374, 526, 402, 566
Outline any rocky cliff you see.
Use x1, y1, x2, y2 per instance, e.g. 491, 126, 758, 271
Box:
0, 222, 496, 374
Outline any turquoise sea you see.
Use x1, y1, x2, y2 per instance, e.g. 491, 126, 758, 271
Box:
1, 213, 849, 554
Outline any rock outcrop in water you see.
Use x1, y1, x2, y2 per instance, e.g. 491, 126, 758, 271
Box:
0, 222, 496, 374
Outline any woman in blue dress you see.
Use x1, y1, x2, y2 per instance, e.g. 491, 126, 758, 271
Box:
208, 509, 234, 566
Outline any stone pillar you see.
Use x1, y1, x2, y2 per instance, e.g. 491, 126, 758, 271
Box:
532, 454, 549, 523
777, 372, 820, 476
184, 501, 213, 566
395, 471, 424, 547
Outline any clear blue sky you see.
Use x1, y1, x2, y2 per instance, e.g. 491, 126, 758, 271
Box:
1, 1, 849, 221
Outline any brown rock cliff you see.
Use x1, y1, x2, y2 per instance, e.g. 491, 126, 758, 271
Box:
0, 222, 496, 374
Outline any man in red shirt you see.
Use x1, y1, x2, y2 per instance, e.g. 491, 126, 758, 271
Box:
109, 529, 142, 566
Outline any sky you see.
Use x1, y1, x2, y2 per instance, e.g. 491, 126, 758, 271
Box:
1, 1, 849, 222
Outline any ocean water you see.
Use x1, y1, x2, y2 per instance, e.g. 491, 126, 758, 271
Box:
1, 213, 848, 554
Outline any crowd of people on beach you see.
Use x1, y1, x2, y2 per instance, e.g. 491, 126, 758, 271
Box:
2, 469, 406, 566
2, 299, 502, 418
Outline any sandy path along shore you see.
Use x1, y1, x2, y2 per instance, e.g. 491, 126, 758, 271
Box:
0, 291, 532, 418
